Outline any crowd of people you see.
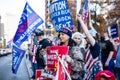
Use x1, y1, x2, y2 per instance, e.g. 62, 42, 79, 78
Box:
27, 14, 119, 80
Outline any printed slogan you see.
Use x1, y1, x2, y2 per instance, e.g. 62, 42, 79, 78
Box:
49, 0, 74, 32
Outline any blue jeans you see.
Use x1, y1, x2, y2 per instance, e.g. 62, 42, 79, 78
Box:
115, 68, 120, 80
32, 63, 38, 76
102, 58, 114, 73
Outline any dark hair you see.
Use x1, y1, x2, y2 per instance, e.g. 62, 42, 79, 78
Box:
68, 38, 77, 47
35, 29, 44, 36
60, 38, 77, 48
100, 36, 105, 42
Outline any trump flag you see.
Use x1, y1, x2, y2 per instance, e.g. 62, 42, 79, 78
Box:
12, 45, 26, 74
12, 2, 43, 74
13, 2, 43, 47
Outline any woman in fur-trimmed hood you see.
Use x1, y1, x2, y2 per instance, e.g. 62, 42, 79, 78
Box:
58, 27, 85, 80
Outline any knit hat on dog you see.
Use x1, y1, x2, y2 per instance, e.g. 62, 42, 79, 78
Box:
59, 27, 72, 37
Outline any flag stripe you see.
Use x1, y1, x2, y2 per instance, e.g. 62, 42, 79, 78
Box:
84, 46, 103, 80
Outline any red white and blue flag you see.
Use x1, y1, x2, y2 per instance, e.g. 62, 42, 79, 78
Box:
12, 2, 43, 74
82, 0, 89, 23
83, 47, 103, 80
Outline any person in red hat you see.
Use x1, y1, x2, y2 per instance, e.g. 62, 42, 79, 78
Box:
95, 70, 116, 80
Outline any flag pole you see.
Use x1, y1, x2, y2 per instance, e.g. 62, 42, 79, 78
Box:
88, 0, 91, 25
55, 51, 72, 80
76, 0, 82, 32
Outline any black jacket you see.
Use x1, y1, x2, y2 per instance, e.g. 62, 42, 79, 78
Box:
36, 39, 52, 69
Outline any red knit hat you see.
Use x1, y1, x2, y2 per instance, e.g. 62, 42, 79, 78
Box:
95, 70, 116, 80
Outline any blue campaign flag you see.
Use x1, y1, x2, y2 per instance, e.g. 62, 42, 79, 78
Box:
110, 24, 118, 38
13, 2, 44, 47
12, 45, 26, 74
12, 2, 43, 74
49, 0, 74, 32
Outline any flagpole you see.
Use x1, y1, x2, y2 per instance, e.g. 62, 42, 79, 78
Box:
55, 51, 72, 80
76, 0, 82, 32
88, 0, 91, 26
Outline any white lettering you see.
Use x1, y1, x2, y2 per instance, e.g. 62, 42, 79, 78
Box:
111, 32, 117, 35
55, 21, 71, 28
49, 1, 66, 14
16, 18, 42, 44
26, 5, 32, 14
58, 16, 71, 22
47, 61, 54, 65
61, 9, 69, 15
47, 55, 57, 60
111, 29, 116, 32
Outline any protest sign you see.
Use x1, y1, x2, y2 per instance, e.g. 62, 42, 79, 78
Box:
36, 46, 70, 80
36, 69, 53, 80
110, 24, 119, 39
49, 0, 74, 32
46, 46, 71, 80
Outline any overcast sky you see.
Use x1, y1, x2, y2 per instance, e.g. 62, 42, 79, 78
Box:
0, 0, 45, 42
0, 0, 45, 22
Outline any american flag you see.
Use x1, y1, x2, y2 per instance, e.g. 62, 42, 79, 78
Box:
83, 47, 103, 80
82, 0, 89, 23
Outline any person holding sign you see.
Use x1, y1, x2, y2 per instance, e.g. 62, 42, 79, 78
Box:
35, 29, 52, 69
58, 27, 84, 80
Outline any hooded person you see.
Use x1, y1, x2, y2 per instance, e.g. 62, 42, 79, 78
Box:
58, 27, 84, 80
72, 32, 86, 50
